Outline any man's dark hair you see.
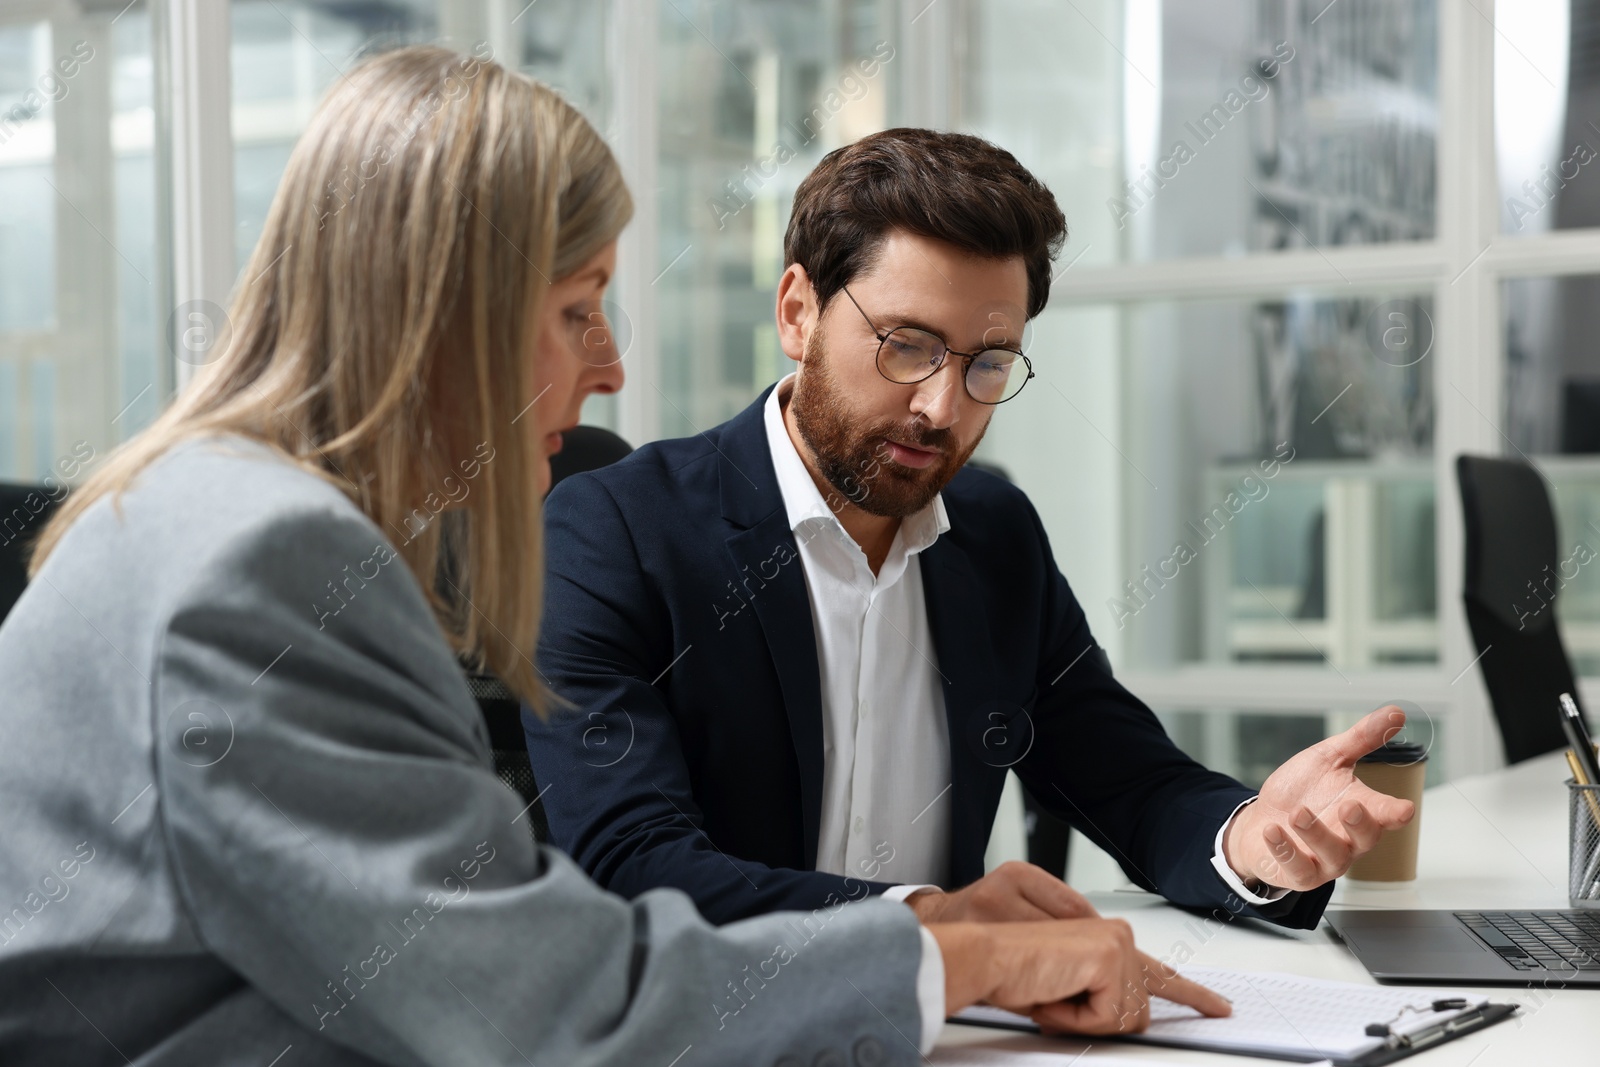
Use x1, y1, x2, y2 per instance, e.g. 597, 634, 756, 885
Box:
784, 128, 1067, 320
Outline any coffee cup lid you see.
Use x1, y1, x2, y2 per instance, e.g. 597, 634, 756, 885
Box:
1359, 740, 1427, 764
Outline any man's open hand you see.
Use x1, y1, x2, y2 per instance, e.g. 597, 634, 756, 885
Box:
1222, 705, 1418, 892
905, 860, 1099, 923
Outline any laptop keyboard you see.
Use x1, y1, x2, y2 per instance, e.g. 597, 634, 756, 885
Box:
1456, 911, 1600, 970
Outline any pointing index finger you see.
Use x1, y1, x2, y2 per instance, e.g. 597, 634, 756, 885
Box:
1137, 952, 1232, 1018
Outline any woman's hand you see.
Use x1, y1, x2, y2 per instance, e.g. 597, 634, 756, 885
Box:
930, 917, 1231, 1035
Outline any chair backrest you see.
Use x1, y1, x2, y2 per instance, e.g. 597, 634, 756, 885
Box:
467, 672, 552, 841
470, 425, 634, 838
549, 425, 633, 489
1456, 455, 1577, 763
0, 483, 62, 625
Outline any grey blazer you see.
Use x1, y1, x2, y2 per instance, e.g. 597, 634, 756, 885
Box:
0, 436, 925, 1066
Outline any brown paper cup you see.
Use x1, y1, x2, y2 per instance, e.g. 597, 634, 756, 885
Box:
1347, 745, 1426, 884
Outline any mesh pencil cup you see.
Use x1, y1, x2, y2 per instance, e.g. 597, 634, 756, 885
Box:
1569, 780, 1600, 909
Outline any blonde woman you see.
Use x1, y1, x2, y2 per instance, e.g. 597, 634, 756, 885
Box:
0, 46, 1223, 1066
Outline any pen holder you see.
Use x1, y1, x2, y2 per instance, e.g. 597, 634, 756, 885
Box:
1569, 780, 1600, 909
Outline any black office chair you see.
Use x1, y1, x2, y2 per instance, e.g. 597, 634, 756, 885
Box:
469, 670, 554, 841
549, 425, 634, 487
966, 458, 1074, 879
0, 482, 62, 624
1456, 455, 1578, 763
470, 426, 634, 839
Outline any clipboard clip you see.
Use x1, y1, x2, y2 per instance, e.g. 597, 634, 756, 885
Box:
1363, 998, 1469, 1038
1363, 1000, 1518, 1054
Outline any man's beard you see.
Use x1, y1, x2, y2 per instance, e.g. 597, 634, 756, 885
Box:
790, 326, 985, 519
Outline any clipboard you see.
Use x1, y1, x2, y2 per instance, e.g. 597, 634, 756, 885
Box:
952, 966, 1519, 1067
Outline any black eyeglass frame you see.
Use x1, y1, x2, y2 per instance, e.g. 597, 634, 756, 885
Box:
840, 286, 1035, 405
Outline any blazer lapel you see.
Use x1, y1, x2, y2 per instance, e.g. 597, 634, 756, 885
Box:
920, 536, 1009, 886
718, 390, 827, 866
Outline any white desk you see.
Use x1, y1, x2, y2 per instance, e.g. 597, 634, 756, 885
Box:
936, 751, 1591, 1063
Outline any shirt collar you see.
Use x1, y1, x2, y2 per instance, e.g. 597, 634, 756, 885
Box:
762, 374, 950, 554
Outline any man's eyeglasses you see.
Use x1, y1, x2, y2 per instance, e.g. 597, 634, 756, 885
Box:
841, 286, 1035, 405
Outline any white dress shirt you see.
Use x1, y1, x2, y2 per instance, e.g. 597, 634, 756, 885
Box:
764, 378, 950, 1050
763, 377, 954, 889
762, 375, 1285, 1050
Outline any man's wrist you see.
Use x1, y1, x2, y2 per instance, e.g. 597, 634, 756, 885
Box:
1219, 799, 1253, 875
889, 884, 945, 920
1213, 797, 1291, 905
883, 883, 943, 904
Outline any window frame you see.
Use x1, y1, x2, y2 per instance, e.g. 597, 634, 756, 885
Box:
162, 0, 1587, 778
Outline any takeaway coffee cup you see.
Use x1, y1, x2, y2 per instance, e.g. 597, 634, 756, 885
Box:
1346, 741, 1427, 885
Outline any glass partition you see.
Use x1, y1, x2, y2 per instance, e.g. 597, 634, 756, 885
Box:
232, 0, 609, 273
1503, 272, 1600, 674
980, 291, 1438, 672
965, 0, 1438, 268
1159, 706, 1444, 789
1494, 0, 1600, 236
0, 4, 160, 482
653, 0, 898, 437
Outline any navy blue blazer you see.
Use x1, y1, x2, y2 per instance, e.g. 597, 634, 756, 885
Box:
526, 389, 1333, 928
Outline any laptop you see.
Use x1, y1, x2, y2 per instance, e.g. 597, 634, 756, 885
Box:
1326, 909, 1600, 986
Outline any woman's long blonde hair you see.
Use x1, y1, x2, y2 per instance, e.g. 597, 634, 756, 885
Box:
31, 45, 631, 713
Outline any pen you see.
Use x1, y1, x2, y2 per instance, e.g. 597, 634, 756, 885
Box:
1563, 748, 1600, 819
1558, 693, 1600, 785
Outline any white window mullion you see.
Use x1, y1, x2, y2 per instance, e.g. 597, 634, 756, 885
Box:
897, 0, 957, 130
156, 0, 234, 393
1049, 242, 1449, 305
607, 0, 660, 447
1435, 0, 1504, 777
52, 8, 115, 459
1485, 229, 1600, 276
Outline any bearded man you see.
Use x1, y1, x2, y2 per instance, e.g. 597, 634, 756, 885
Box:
525, 128, 1413, 936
